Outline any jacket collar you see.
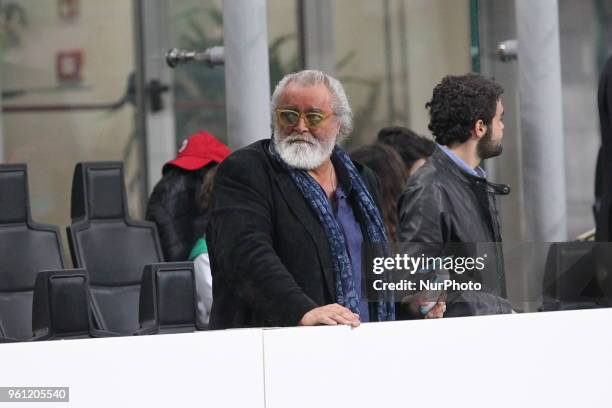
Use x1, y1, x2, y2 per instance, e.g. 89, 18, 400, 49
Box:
431, 146, 511, 196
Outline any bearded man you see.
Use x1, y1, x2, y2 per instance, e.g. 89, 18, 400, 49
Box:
206, 70, 394, 329
398, 73, 513, 317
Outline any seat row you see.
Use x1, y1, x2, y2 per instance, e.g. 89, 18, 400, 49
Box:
0, 162, 205, 342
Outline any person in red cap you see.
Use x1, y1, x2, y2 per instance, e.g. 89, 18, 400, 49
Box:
146, 131, 231, 262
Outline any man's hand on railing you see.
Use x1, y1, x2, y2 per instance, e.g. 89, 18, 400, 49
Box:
299, 304, 361, 327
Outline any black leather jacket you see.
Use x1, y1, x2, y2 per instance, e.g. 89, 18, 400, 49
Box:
206, 140, 383, 329
146, 167, 208, 262
398, 146, 511, 303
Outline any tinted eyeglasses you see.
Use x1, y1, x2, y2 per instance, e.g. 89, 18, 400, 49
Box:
275, 108, 335, 129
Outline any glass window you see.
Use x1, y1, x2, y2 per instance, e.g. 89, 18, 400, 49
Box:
169, 0, 225, 145
331, 0, 471, 147
1, 1, 143, 258
168, 0, 300, 147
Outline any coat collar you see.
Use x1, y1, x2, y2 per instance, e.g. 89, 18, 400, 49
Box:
431, 146, 511, 196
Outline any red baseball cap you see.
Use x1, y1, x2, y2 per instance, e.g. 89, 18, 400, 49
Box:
163, 131, 231, 174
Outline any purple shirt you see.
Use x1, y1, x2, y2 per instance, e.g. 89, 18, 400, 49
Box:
332, 184, 370, 322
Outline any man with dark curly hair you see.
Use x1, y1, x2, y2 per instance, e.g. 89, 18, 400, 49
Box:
397, 73, 513, 318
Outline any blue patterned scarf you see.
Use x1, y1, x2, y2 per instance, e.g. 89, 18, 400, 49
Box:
270, 141, 395, 322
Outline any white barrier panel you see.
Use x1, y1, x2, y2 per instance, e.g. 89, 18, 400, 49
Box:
0, 329, 265, 407
1, 309, 612, 407
263, 309, 612, 408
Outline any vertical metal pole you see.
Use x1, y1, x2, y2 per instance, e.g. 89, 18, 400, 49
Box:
516, 0, 567, 241
133, 0, 149, 214
470, 0, 481, 73
398, 0, 410, 126
383, 0, 395, 124
0, 40, 4, 162
299, 0, 335, 74
138, 0, 176, 193
223, 0, 271, 149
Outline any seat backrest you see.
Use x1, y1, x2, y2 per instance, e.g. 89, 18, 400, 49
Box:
140, 262, 199, 334
32, 269, 93, 340
0, 164, 65, 341
542, 242, 599, 308
0, 319, 15, 342
67, 162, 163, 335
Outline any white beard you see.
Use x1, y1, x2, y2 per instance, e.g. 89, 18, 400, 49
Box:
273, 129, 336, 170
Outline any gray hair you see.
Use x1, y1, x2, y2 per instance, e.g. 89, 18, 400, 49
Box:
270, 70, 353, 140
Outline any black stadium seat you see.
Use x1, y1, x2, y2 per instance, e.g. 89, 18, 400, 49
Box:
139, 262, 202, 334
0, 318, 14, 343
32, 269, 96, 340
541, 242, 603, 311
0, 164, 66, 341
67, 162, 164, 336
